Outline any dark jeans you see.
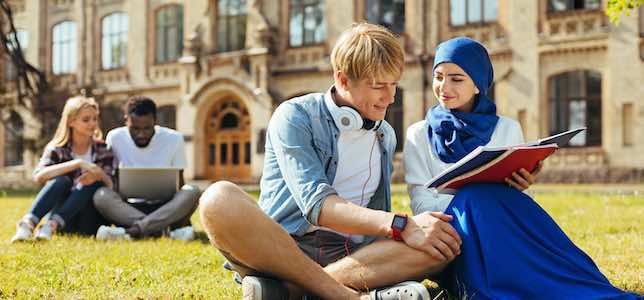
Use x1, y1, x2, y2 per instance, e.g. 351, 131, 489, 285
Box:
28, 175, 108, 235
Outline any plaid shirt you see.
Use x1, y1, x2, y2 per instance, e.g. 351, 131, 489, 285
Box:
34, 140, 115, 182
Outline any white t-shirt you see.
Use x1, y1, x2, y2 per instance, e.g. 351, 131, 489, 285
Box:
404, 116, 524, 215
333, 129, 382, 207
105, 126, 187, 168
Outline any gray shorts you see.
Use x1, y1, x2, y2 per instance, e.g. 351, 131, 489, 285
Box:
220, 230, 372, 278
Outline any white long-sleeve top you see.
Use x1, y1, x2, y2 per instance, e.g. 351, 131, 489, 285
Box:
403, 116, 524, 215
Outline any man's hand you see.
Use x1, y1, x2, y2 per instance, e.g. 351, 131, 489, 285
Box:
400, 211, 462, 262
505, 161, 543, 191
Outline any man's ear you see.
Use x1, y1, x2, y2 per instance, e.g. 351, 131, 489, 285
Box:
474, 86, 480, 95
334, 70, 350, 90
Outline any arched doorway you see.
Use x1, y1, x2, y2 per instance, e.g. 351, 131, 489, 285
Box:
205, 98, 251, 181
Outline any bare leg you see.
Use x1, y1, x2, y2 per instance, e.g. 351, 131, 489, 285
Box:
325, 239, 449, 291
199, 181, 365, 300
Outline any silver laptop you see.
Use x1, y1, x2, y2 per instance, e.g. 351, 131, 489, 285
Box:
117, 167, 181, 202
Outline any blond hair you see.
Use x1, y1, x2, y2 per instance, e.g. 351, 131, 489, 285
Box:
330, 22, 404, 81
48, 96, 103, 148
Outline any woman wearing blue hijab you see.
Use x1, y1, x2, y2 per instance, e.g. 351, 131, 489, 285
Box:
403, 37, 639, 299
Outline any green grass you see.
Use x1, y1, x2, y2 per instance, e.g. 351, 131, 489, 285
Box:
0, 188, 642, 298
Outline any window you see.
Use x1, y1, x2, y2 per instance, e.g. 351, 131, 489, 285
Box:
4, 111, 24, 166
366, 0, 405, 33
4, 29, 28, 80
155, 5, 183, 63
157, 105, 176, 129
549, 70, 602, 146
102, 12, 128, 69
385, 87, 404, 152
52, 21, 77, 74
548, 0, 600, 13
217, 0, 247, 52
289, 0, 326, 47
450, 0, 497, 26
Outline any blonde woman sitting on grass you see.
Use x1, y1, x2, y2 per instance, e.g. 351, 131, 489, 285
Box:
11, 96, 114, 242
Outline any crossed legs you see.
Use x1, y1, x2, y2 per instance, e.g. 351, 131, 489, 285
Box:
199, 181, 447, 299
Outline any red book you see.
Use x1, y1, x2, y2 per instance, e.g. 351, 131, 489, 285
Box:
424, 128, 585, 194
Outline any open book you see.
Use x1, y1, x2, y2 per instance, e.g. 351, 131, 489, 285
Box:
424, 128, 586, 194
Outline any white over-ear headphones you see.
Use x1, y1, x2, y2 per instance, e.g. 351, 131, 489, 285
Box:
325, 89, 381, 131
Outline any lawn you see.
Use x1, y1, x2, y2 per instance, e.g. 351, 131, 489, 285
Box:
0, 187, 642, 299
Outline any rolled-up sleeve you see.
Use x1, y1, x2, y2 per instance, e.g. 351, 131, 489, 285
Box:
268, 103, 337, 226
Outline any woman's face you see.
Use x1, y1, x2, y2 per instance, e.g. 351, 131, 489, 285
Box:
69, 107, 98, 139
432, 63, 479, 113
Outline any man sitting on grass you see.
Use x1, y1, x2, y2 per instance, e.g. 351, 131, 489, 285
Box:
93, 96, 200, 241
199, 23, 462, 300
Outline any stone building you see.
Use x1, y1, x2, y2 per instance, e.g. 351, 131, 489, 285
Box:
1, 0, 643, 187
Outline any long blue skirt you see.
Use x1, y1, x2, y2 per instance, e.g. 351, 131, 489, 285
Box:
440, 184, 641, 299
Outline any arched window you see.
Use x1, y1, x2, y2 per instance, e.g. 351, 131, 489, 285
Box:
155, 5, 183, 63
289, 0, 326, 47
217, 0, 247, 52
157, 105, 176, 129
366, 0, 405, 33
52, 21, 77, 74
220, 113, 239, 129
4, 111, 24, 166
385, 87, 404, 152
450, 0, 497, 26
549, 70, 602, 146
102, 12, 128, 69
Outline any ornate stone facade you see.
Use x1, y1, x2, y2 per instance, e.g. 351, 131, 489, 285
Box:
1, 0, 643, 187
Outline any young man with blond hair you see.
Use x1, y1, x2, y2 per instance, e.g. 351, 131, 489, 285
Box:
199, 23, 461, 300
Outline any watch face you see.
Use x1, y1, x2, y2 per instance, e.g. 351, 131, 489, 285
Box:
393, 216, 406, 228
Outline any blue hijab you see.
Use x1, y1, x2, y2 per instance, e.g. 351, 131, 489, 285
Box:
426, 37, 499, 163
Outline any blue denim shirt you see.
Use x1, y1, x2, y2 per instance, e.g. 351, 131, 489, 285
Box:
258, 90, 396, 237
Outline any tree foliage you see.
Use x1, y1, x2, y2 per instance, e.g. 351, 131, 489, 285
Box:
606, 0, 644, 24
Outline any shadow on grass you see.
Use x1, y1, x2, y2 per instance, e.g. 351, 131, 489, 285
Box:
194, 230, 212, 244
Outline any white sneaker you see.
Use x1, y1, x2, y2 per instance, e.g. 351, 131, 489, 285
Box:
10, 220, 35, 243
35, 222, 53, 241
96, 225, 131, 241
370, 281, 430, 300
169, 226, 195, 241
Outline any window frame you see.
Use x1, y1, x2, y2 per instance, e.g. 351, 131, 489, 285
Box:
3, 29, 28, 80
51, 20, 77, 75
546, 0, 602, 14
548, 70, 602, 147
154, 4, 184, 64
364, 0, 405, 34
449, 0, 498, 27
288, 0, 326, 48
216, 0, 247, 53
101, 12, 128, 70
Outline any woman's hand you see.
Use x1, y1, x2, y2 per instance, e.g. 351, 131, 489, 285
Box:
76, 160, 110, 187
77, 171, 100, 186
505, 161, 543, 191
